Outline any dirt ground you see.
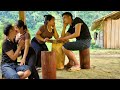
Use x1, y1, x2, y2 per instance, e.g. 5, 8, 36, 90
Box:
0, 49, 120, 79
39, 49, 120, 79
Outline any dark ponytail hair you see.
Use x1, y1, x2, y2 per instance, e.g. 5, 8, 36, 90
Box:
44, 14, 55, 25
4, 24, 13, 36
16, 20, 27, 30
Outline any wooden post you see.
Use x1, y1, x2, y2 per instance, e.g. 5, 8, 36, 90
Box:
19, 11, 26, 23
106, 18, 112, 49
103, 21, 107, 48
119, 18, 120, 48
116, 19, 119, 48
111, 20, 115, 49
79, 48, 90, 69
111, 20, 114, 49
41, 51, 56, 79
113, 20, 117, 48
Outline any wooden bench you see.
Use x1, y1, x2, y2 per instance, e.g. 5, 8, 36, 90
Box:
41, 51, 56, 79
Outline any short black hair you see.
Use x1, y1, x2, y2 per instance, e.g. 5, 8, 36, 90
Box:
16, 20, 27, 30
62, 12, 73, 19
44, 14, 55, 25
4, 24, 13, 36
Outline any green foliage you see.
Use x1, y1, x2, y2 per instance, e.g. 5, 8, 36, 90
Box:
0, 11, 113, 55
0, 40, 3, 54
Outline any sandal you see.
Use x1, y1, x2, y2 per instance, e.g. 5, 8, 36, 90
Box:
67, 66, 80, 72
64, 63, 74, 69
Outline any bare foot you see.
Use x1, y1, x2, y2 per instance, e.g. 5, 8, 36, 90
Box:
17, 71, 24, 77
67, 65, 80, 72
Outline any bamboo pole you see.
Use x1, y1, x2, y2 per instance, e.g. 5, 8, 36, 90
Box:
19, 11, 26, 24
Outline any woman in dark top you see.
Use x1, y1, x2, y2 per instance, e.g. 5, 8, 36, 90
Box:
15, 20, 39, 79
31, 14, 59, 68
58, 12, 91, 71
1, 24, 31, 79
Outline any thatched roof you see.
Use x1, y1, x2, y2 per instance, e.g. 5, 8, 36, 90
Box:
91, 11, 120, 31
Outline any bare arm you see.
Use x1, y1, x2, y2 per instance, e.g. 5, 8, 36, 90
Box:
61, 23, 68, 37
61, 27, 66, 37
20, 33, 31, 65
35, 30, 45, 42
22, 39, 30, 60
53, 26, 59, 39
64, 23, 82, 40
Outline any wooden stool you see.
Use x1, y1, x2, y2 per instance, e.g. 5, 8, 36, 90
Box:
41, 51, 56, 79
79, 48, 90, 69
52, 43, 65, 70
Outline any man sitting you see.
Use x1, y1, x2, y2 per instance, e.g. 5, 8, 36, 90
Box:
1, 24, 31, 79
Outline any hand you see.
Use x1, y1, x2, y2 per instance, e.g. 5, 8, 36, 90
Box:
63, 21, 68, 29
15, 33, 21, 43
20, 58, 26, 66
44, 38, 50, 42
52, 24, 56, 30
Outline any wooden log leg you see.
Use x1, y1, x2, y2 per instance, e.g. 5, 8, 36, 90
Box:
41, 51, 56, 79
79, 48, 90, 69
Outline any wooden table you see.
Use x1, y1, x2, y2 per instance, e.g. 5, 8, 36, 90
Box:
48, 40, 65, 70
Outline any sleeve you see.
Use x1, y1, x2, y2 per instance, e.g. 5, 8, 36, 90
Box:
73, 17, 83, 26
39, 25, 45, 33
25, 33, 31, 40
67, 27, 74, 34
2, 41, 12, 52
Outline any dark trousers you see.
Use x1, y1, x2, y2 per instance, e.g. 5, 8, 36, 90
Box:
31, 37, 48, 67
21, 47, 40, 79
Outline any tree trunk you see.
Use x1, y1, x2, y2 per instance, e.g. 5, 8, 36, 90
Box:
41, 51, 56, 79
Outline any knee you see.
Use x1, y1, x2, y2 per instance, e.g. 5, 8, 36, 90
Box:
62, 46, 65, 50
62, 46, 67, 51
63, 43, 69, 50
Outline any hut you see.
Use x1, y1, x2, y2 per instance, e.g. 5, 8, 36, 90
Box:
91, 11, 120, 49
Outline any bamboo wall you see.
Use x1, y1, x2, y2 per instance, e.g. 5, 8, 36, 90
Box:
103, 18, 120, 49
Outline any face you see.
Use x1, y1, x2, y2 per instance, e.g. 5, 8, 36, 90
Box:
14, 25, 20, 33
48, 18, 55, 27
62, 15, 70, 24
14, 25, 19, 33
9, 27, 17, 38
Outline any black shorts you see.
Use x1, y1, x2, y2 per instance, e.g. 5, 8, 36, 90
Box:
63, 39, 91, 51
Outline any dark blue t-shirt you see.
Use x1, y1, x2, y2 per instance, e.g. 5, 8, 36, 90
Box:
67, 17, 91, 40
1, 39, 17, 64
